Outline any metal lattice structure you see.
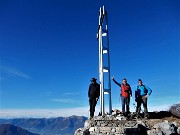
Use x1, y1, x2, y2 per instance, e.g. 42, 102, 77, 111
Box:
97, 6, 112, 115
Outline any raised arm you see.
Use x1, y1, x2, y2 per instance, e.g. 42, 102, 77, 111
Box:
112, 77, 121, 87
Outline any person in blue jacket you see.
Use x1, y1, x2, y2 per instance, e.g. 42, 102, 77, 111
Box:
135, 79, 152, 118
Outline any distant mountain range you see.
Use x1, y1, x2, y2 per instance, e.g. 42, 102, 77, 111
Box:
0, 116, 87, 135
0, 124, 39, 135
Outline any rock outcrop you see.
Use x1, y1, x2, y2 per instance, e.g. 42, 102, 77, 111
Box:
147, 120, 179, 135
75, 111, 180, 135
170, 103, 180, 118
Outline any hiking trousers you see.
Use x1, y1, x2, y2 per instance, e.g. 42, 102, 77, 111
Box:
121, 96, 130, 114
89, 98, 97, 118
136, 95, 148, 117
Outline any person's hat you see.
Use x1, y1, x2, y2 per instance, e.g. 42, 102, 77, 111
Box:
91, 78, 97, 82
138, 79, 142, 81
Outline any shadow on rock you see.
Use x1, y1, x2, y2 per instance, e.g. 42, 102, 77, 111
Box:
148, 111, 172, 119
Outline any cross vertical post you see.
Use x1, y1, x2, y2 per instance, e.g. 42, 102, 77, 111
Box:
97, 6, 112, 116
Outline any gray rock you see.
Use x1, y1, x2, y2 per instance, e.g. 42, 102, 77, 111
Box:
169, 103, 180, 118
89, 127, 95, 132
116, 116, 122, 120
107, 124, 112, 127
124, 121, 137, 127
147, 129, 163, 135
93, 116, 102, 120
151, 121, 178, 135
84, 120, 91, 128
74, 128, 90, 135
74, 128, 83, 135
113, 123, 118, 127
96, 121, 101, 127
177, 127, 180, 134
172, 122, 177, 127
111, 128, 116, 133
137, 121, 147, 127
75, 115, 179, 135
94, 127, 100, 133
116, 127, 123, 134
83, 128, 90, 135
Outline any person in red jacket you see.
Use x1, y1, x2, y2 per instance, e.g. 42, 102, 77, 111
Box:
112, 77, 132, 116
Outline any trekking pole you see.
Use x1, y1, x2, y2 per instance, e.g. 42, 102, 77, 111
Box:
130, 97, 137, 110
130, 97, 143, 119
131, 97, 144, 114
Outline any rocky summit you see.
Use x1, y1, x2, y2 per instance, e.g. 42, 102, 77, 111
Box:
75, 111, 180, 135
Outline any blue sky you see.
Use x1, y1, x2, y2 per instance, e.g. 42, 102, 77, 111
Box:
0, 0, 179, 118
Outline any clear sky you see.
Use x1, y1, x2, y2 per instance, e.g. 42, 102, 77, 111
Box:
0, 0, 179, 118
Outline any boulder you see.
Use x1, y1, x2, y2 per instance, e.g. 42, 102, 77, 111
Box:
147, 120, 179, 135
177, 127, 180, 134
170, 103, 180, 118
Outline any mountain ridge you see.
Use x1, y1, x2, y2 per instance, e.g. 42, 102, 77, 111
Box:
0, 124, 39, 135
0, 116, 87, 135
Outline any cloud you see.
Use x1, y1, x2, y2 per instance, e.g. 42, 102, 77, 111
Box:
51, 98, 80, 104
0, 66, 31, 79
63, 92, 79, 95
151, 96, 180, 102
0, 102, 175, 119
148, 104, 171, 112
112, 103, 171, 112
0, 107, 90, 118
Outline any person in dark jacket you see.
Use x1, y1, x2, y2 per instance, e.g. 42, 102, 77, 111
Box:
135, 79, 152, 118
88, 78, 100, 119
112, 77, 132, 116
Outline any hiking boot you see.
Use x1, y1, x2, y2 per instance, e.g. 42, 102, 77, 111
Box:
123, 113, 126, 117
144, 115, 149, 119
144, 113, 149, 119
